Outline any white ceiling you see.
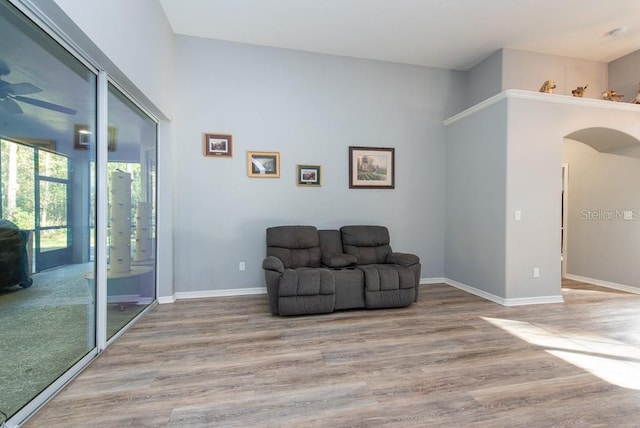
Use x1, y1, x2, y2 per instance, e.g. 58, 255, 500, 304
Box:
158, 0, 640, 70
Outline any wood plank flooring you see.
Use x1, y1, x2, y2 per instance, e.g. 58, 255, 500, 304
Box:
26, 280, 640, 427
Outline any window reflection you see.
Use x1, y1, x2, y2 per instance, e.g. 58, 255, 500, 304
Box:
106, 83, 157, 339
0, 0, 96, 420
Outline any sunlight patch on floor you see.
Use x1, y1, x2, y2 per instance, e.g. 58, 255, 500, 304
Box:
482, 317, 640, 391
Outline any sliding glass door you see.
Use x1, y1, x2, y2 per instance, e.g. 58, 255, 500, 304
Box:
105, 83, 157, 339
0, 0, 153, 424
0, 0, 98, 420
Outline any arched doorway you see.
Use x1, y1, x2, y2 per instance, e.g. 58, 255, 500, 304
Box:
562, 127, 640, 290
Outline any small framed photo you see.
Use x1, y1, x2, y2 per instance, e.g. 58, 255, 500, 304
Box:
74, 124, 117, 151
108, 126, 117, 152
204, 133, 232, 157
349, 146, 395, 189
247, 151, 280, 178
74, 124, 91, 150
296, 164, 321, 187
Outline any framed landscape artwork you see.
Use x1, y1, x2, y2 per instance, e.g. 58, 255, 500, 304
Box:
296, 164, 321, 186
204, 133, 232, 157
349, 146, 395, 189
247, 151, 280, 178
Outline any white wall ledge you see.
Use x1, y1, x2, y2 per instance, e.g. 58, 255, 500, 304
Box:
444, 89, 640, 127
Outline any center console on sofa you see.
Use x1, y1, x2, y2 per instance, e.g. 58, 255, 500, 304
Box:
262, 225, 421, 316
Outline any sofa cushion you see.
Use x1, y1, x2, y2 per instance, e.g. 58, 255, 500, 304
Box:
267, 226, 321, 268
341, 225, 392, 265
262, 256, 285, 273
278, 294, 335, 316
278, 267, 335, 297
277, 267, 336, 316
358, 264, 414, 291
357, 264, 416, 309
386, 252, 420, 267
318, 229, 343, 254
322, 253, 357, 268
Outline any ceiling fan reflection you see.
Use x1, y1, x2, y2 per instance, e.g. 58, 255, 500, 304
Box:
0, 59, 76, 115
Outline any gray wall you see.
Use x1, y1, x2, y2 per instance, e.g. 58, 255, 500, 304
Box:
465, 49, 502, 108
502, 49, 608, 98
50, 0, 176, 118
444, 101, 508, 297
505, 95, 640, 299
35, 1, 640, 300
608, 49, 640, 103
445, 92, 640, 302
563, 139, 640, 288
465, 48, 608, 108
172, 36, 466, 293
505, 97, 563, 300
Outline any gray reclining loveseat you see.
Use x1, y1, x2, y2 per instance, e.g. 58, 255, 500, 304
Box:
262, 225, 421, 316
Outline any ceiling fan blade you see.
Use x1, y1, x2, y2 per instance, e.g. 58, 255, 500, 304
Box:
1, 98, 23, 114
12, 95, 76, 115
0, 58, 9, 76
7, 82, 42, 95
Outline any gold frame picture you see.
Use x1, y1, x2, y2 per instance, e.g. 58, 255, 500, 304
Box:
247, 151, 280, 178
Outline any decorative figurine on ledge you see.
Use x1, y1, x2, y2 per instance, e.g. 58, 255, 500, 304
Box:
632, 83, 640, 104
539, 80, 556, 93
571, 84, 588, 97
602, 89, 624, 102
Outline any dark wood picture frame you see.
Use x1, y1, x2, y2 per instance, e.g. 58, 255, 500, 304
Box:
349, 146, 395, 189
204, 133, 233, 157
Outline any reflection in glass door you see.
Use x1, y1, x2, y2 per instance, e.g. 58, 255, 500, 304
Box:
105, 83, 157, 339
0, 0, 97, 422
35, 149, 72, 271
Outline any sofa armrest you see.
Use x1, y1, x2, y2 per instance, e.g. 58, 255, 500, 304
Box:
386, 252, 419, 267
262, 256, 285, 274
322, 253, 357, 268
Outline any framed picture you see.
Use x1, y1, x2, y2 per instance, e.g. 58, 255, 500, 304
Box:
74, 124, 91, 150
296, 164, 321, 187
349, 146, 395, 189
204, 133, 232, 157
247, 151, 280, 178
73, 124, 117, 151
108, 126, 116, 152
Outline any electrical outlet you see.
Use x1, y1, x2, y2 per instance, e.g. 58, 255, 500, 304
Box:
533, 267, 540, 278
239, 262, 245, 271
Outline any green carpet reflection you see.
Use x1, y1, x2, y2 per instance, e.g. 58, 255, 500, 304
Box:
0, 263, 146, 418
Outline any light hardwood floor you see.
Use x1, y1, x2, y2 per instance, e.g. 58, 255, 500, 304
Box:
27, 280, 640, 427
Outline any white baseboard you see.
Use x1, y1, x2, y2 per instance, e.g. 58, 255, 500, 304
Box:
157, 295, 176, 304
174, 287, 267, 300
444, 278, 564, 306
501, 295, 565, 306
420, 277, 446, 285
564, 274, 640, 295
159, 278, 569, 307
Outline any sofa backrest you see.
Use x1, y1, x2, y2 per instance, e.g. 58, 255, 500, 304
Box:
341, 225, 392, 265
318, 230, 342, 255
266, 225, 321, 269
